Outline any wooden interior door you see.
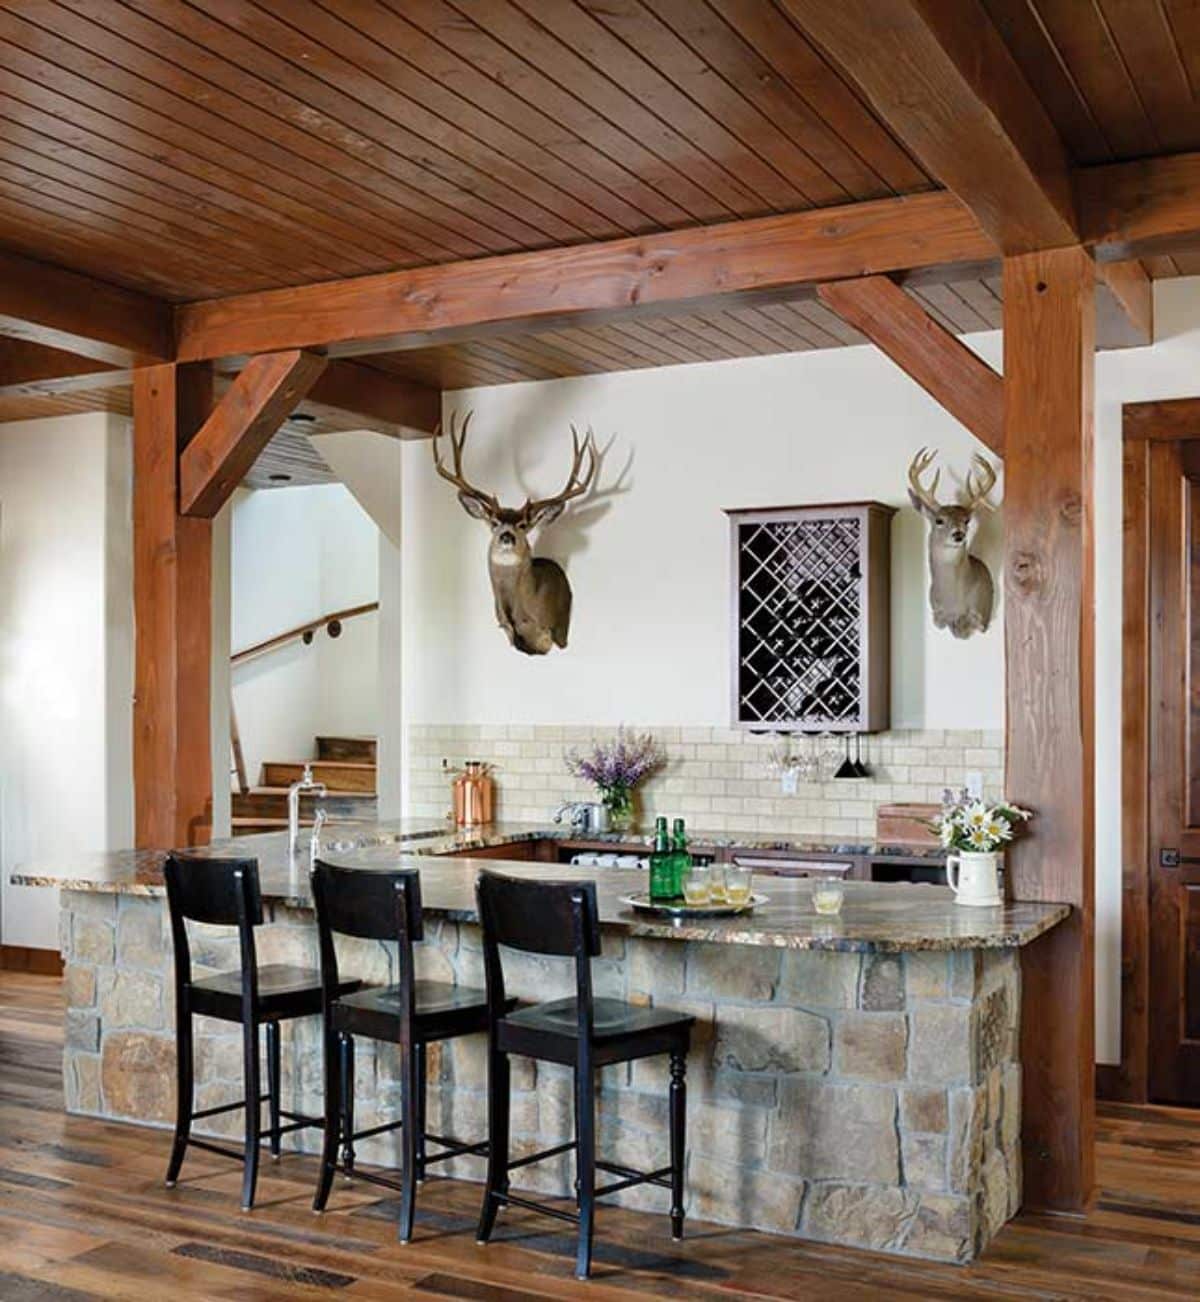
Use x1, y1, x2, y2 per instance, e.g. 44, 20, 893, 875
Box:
1149, 439, 1200, 1102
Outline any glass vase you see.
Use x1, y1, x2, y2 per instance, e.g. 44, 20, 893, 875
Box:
602, 786, 634, 833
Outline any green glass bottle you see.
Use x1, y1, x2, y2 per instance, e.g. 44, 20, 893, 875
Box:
671, 818, 692, 899
648, 817, 673, 902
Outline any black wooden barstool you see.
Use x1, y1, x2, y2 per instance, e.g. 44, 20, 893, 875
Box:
310, 861, 515, 1242
474, 871, 694, 1280
164, 854, 354, 1210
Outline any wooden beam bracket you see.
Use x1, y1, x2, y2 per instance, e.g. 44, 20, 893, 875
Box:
179, 350, 328, 517
817, 275, 1004, 455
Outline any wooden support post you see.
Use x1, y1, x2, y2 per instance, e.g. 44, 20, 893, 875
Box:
1003, 246, 1096, 1212
132, 363, 215, 848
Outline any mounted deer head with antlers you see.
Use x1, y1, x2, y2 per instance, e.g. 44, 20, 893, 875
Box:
907, 447, 998, 640
433, 411, 598, 656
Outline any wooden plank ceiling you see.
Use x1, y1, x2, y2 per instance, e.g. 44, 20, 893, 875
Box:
0, 0, 1196, 466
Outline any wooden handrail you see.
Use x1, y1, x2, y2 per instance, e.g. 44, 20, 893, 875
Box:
231, 601, 379, 667
228, 601, 379, 795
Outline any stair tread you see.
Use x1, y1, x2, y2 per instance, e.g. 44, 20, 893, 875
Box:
263, 759, 376, 770
231, 816, 374, 828
242, 785, 377, 797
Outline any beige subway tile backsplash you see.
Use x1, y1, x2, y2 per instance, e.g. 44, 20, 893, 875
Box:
407, 724, 1005, 836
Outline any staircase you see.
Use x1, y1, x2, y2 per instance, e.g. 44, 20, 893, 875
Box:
232, 735, 377, 835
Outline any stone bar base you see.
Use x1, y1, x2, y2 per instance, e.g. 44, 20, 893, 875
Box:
61, 890, 1020, 1262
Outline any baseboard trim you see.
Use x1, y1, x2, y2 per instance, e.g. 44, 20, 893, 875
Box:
1095, 1063, 1124, 1102
0, 945, 64, 976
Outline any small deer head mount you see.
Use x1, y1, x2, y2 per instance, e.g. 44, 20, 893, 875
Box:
433, 412, 598, 656
907, 447, 998, 640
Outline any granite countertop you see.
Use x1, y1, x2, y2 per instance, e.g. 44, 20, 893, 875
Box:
13, 820, 1066, 954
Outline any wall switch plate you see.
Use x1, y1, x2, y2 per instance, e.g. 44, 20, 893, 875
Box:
965, 771, 984, 800
781, 767, 799, 796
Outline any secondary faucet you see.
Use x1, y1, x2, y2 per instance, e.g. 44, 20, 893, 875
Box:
288, 763, 327, 859
310, 807, 328, 868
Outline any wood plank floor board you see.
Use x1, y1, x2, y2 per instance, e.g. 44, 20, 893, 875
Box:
4, 971, 1200, 1298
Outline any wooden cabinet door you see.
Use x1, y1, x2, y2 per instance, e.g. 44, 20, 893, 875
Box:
1148, 440, 1200, 1101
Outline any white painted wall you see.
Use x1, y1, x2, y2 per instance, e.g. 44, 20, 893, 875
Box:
316, 431, 404, 816
0, 412, 134, 949
230, 483, 379, 783
401, 348, 1006, 731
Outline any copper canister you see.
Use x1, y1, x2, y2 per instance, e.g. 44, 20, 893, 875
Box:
453, 761, 494, 826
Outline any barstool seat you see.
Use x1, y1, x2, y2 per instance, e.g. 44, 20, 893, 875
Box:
333, 980, 505, 1039
189, 963, 354, 1019
503, 996, 693, 1053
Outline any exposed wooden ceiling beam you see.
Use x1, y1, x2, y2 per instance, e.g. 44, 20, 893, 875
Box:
173, 192, 998, 362
0, 248, 172, 366
179, 350, 327, 518
299, 360, 439, 437
0, 345, 436, 437
1077, 151, 1200, 262
817, 276, 1004, 456
780, 0, 1077, 254
0, 338, 118, 396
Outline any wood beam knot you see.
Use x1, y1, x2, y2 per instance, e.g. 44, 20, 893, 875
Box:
1008, 549, 1045, 597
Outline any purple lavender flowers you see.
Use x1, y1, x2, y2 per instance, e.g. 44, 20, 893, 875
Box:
565, 727, 666, 796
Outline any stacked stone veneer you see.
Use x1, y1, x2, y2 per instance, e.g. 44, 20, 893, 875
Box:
406, 726, 1005, 839
62, 889, 1020, 1263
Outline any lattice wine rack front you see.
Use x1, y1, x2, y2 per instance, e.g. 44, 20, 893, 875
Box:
726, 502, 894, 733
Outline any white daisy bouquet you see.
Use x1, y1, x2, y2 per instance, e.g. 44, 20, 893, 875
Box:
934, 798, 1033, 853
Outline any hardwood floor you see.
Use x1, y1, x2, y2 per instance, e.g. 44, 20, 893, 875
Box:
2, 971, 1199, 1300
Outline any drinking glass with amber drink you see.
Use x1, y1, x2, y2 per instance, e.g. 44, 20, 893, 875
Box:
683, 863, 711, 906
726, 864, 753, 906
708, 862, 728, 904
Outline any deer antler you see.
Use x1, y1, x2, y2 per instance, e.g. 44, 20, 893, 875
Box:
961, 453, 997, 509
907, 446, 942, 513
522, 424, 598, 522
431, 410, 500, 517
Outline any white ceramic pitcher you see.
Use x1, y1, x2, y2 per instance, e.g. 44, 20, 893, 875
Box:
946, 850, 1003, 907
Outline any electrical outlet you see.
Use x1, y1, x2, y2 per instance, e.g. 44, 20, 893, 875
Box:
781, 767, 799, 796
965, 771, 984, 800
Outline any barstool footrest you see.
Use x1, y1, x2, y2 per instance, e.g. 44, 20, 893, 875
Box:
594, 1162, 673, 1198
422, 1132, 488, 1163
347, 1117, 405, 1144
494, 1190, 580, 1226
504, 1139, 577, 1173
192, 1094, 271, 1120
185, 1137, 248, 1164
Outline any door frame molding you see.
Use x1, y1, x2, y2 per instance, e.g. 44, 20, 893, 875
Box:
1107, 398, 1200, 1101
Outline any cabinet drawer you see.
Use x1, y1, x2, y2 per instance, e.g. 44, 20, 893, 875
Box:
728, 854, 854, 879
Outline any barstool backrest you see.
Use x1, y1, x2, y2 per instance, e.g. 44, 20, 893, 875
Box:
164, 854, 262, 1007
475, 871, 601, 1042
310, 861, 423, 1019
475, 871, 601, 957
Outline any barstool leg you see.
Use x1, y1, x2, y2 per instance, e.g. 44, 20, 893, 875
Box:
266, 1020, 282, 1160
241, 1018, 262, 1211
668, 1050, 687, 1239
313, 1026, 340, 1212
574, 1062, 596, 1281
165, 1006, 193, 1187
475, 1047, 510, 1244
338, 1032, 356, 1178
414, 1041, 427, 1183
399, 1042, 420, 1243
